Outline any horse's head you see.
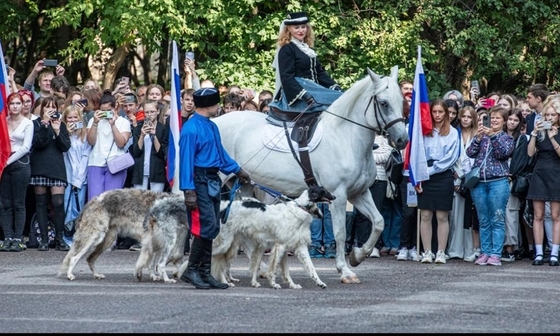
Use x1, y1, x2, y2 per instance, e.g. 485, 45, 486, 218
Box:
366, 67, 409, 150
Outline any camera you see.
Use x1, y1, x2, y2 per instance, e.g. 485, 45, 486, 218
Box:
103, 110, 114, 119
185, 51, 195, 60
543, 121, 552, 130
74, 121, 84, 129
482, 115, 490, 128
43, 59, 58, 67
51, 111, 61, 119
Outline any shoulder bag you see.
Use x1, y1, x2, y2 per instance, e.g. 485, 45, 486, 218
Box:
106, 141, 134, 174
463, 143, 491, 189
384, 148, 404, 186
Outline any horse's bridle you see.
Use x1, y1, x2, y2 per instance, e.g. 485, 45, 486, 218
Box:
323, 87, 405, 137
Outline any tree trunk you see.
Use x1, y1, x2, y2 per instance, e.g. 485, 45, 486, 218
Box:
102, 43, 131, 90
156, 27, 170, 88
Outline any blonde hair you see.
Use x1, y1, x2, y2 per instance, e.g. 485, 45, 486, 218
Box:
543, 97, 560, 126
62, 104, 87, 141
458, 106, 478, 142
277, 23, 315, 48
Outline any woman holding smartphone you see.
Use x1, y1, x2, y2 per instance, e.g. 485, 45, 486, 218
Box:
130, 100, 167, 191
30, 96, 72, 251
526, 98, 560, 266
61, 105, 92, 245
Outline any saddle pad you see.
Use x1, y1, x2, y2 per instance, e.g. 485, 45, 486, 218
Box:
262, 122, 323, 153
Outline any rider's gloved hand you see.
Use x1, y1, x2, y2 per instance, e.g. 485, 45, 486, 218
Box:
302, 92, 316, 106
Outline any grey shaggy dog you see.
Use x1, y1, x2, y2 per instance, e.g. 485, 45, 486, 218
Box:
134, 196, 189, 283
58, 189, 186, 281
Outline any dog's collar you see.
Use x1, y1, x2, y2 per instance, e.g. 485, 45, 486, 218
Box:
297, 202, 315, 215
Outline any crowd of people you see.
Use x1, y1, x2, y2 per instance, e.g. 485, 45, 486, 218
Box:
2, 11, 560, 276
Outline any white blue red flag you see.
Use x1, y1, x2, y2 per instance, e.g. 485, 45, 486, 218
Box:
0, 42, 12, 178
167, 41, 182, 192
404, 46, 432, 187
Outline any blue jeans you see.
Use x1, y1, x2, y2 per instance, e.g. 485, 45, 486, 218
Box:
381, 197, 402, 249
310, 203, 334, 247
470, 178, 509, 257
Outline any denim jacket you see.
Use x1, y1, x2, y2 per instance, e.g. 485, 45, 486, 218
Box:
465, 131, 514, 180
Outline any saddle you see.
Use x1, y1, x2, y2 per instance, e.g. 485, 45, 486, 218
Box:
266, 107, 322, 188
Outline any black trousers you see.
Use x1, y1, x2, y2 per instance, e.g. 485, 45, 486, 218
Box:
0, 157, 31, 240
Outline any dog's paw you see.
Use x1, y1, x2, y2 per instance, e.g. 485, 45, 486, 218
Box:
151, 275, 162, 282
251, 281, 261, 288
316, 281, 327, 289
227, 282, 236, 287
93, 273, 105, 280
289, 283, 302, 289
270, 283, 281, 289
228, 276, 240, 283
67, 274, 75, 281
135, 272, 142, 281
164, 279, 177, 284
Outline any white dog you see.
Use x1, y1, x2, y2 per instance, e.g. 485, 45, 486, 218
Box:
212, 189, 329, 289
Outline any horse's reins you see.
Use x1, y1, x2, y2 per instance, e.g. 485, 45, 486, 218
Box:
322, 94, 405, 136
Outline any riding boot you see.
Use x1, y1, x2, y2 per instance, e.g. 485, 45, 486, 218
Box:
55, 232, 70, 251
199, 238, 229, 289
180, 237, 211, 289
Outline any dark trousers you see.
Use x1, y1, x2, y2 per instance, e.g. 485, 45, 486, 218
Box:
398, 176, 417, 249
0, 158, 31, 240
349, 180, 387, 248
188, 168, 221, 240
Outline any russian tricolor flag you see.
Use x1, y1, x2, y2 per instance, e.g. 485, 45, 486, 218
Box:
167, 41, 182, 192
404, 46, 432, 187
0, 42, 12, 179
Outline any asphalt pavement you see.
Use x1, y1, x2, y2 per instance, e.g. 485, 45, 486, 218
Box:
0, 248, 558, 333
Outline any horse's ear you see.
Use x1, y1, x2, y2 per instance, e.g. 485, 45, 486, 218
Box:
390, 65, 399, 82
367, 67, 382, 88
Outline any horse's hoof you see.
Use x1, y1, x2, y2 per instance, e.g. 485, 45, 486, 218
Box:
341, 275, 361, 284
349, 251, 364, 267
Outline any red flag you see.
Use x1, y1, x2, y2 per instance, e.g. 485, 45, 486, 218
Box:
0, 42, 12, 178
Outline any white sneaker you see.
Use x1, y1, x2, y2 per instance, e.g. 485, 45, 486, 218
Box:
369, 247, 380, 258
463, 248, 481, 262
421, 250, 434, 263
396, 247, 408, 261
408, 247, 418, 261
435, 250, 447, 264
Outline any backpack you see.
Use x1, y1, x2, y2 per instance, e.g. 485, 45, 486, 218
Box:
27, 213, 56, 248
509, 135, 534, 177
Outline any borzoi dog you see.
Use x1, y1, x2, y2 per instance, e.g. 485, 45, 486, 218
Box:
212, 189, 329, 289
58, 189, 186, 281
134, 196, 189, 283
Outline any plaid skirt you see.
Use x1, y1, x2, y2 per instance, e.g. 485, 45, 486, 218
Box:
29, 176, 67, 187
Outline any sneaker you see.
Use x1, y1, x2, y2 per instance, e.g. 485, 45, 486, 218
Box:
369, 247, 380, 258
435, 250, 446, 264
396, 247, 408, 261
408, 247, 418, 261
324, 244, 336, 259
379, 247, 390, 256
487, 255, 502, 266
474, 254, 490, 265
129, 243, 142, 252
464, 248, 481, 262
389, 247, 398, 256
500, 252, 515, 263
308, 245, 324, 258
9, 239, 25, 252
0, 239, 13, 252
421, 250, 434, 263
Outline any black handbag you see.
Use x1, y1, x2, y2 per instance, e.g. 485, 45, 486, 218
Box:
511, 172, 531, 199
385, 149, 404, 185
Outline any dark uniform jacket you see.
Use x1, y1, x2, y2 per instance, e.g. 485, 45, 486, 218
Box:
30, 119, 71, 183
130, 120, 168, 185
276, 42, 338, 105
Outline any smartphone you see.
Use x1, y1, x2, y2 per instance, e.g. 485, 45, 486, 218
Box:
43, 59, 58, 67
482, 115, 490, 128
121, 76, 130, 85
103, 110, 114, 119
77, 98, 88, 106
185, 51, 195, 60
471, 80, 480, 93
51, 111, 61, 119
74, 121, 84, 129
542, 121, 552, 130
125, 95, 136, 103
481, 98, 495, 109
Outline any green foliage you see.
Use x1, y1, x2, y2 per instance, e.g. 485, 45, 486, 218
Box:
4, 0, 558, 96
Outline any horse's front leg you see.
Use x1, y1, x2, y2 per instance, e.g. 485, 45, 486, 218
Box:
349, 189, 384, 268
330, 198, 361, 284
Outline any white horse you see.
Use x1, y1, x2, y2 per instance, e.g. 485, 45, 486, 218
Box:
213, 67, 408, 284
